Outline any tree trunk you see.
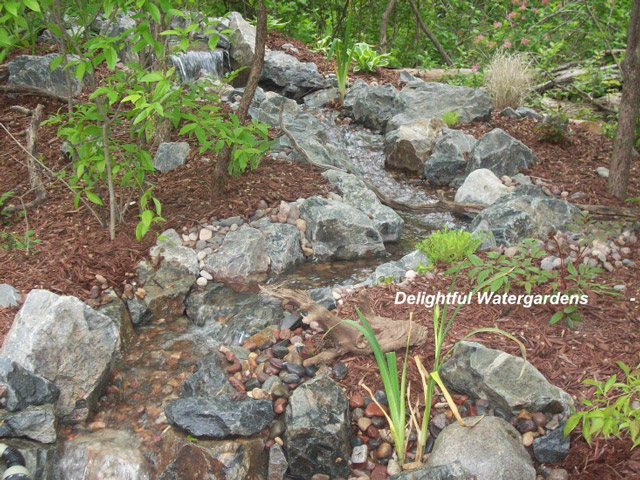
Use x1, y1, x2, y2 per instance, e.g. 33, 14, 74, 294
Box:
212, 0, 267, 196
608, 0, 640, 199
379, 0, 397, 54
26, 105, 46, 202
407, 0, 454, 66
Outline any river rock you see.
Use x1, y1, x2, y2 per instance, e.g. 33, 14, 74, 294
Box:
268, 443, 288, 480
165, 395, 274, 438
440, 342, 573, 416
303, 87, 339, 108
8, 54, 83, 97
1, 290, 120, 423
285, 375, 351, 478
422, 128, 476, 186
454, 168, 509, 206
0, 404, 57, 443
153, 142, 190, 173
387, 81, 491, 132
227, 12, 256, 68
426, 416, 535, 480
0, 358, 59, 412
299, 196, 386, 261
185, 283, 284, 345
307, 287, 337, 311
204, 225, 270, 283
182, 351, 236, 398
54, 429, 151, 480
261, 50, 324, 95
384, 118, 445, 172
388, 462, 473, 479
471, 188, 581, 246
125, 295, 153, 326
343, 79, 400, 131
322, 170, 404, 242
159, 438, 267, 480
140, 263, 195, 321
253, 218, 305, 274
0, 284, 20, 308
466, 129, 538, 177
532, 420, 570, 463
150, 228, 199, 276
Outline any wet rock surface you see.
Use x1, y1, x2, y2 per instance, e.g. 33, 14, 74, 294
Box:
8, 54, 83, 96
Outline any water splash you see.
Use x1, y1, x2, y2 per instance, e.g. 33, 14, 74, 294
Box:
170, 49, 229, 82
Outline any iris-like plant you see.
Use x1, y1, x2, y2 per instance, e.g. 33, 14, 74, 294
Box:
327, 2, 354, 105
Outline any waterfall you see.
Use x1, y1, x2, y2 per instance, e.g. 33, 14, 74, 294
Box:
170, 49, 229, 82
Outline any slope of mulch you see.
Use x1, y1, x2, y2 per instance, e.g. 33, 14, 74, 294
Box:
458, 113, 640, 207
322, 242, 639, 479
0, 82, 331, 344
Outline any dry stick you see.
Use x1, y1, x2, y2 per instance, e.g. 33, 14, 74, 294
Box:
0, 85, 74, 105
277, 99, 640, 221
0, 122, 103, 223
406, 0, 454, 67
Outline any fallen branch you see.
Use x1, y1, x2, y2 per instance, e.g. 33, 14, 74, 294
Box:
260, 285, 430, 365
0, 85, 75, 104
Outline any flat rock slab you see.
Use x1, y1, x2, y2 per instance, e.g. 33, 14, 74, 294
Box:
153, 142, 190, 173
165, 395, 274, 438
8, 54, 83, 96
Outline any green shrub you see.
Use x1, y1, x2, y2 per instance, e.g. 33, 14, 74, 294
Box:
415, 227, 482, 269
442, 111, 459, 127
565, 355, 640, 450
351, 42, 391, 73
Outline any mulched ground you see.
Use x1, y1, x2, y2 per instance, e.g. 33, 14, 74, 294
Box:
458, 113, 640, 207
325, 241, 639, 479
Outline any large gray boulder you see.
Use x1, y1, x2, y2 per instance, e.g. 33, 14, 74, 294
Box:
322, 170, 404, 242
254, 219, 305, 275
54, 429, 151, 480
471, 188, 581, 246
204, 225, 270, 283
140, 262, 196, 321
150, 228, 199, 276
185, 283, 284, 345
1, 290, 120, 423
261, 51, 324, 95
227, 12, 256, 68
0, 404, 57, 443
165, 395, 274, 438
343, 79, 400, 131
8, 54, 83, 97
384, 118, 445, 172
153, 142, 190, 173
299, 196, 386, 261
0, 358, 59, 412
426, 416, 535, 480
440, 342, 574, 416
423, 128, 476, 186
303, 87, 339, 108
285, 375, 351, 479
387, 81, 491, 132
466, 129, 538, 177
454, 168, 509, 206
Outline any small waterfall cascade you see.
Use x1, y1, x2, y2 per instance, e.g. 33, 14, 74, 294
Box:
170, 49, 228, 82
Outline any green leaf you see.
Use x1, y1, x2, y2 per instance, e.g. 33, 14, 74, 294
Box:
85, 191, 103, 205
140, 72, 164, 83
23, 0, 40, 12
549, 311, 563, 326
105, 47, 117, 70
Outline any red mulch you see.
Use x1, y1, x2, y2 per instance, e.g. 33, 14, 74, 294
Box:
458, 113, 640, 207
324, 242, 639, 479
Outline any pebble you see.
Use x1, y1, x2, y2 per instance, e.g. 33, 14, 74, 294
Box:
196, 277, 208, 287
522, 431, 535, 447
311, 475, 330, 480
613, 284, 626, 292
352, 408, 365, 421
269, 420, 285, 439
370, 464, 388, 480
532, 412, 547, 428
333, 362, 348, 379
365, 403, 385, 418
351, 444, 368, 464
376, 442, 393, 459
283, 362, 305, 377
199, 228, 212, 241
230, 223, 238, 232
199, 270, 213, 280
386, 459, 401, 476
373, 390, 388, 406
547, 469, 569, 480
350, 394, 365, 408
358, 417, 372, 432
273, 397, 287, 414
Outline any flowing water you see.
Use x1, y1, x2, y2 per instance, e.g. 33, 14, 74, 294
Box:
170, 49, 228, 82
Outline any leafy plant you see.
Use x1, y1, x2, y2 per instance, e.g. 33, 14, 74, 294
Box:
549, 303, 583, 328
565, 355, 640, 450
327, 1, 354, 105
0, 228, 40, 252
351, 42, 390, 73
415, 226, 483, 270
442, 111, 460, 127
537, 114, 571, 145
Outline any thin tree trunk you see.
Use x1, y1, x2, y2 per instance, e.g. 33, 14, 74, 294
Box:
608, 0, 640, 199
212, 0, 267, 195
407, 0, 454, 66
379, 0, 397, 54
26, 104, 46, 202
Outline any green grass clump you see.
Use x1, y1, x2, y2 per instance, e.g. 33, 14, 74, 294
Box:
416, 227, 482, 268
